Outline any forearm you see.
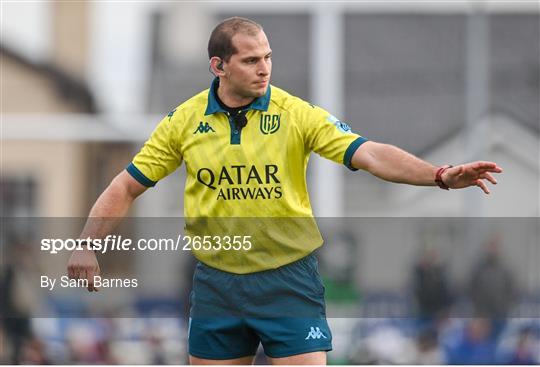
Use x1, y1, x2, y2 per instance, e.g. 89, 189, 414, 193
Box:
70, 171, 145, 292
355, 142, 438, 186
79, 174, 140, 239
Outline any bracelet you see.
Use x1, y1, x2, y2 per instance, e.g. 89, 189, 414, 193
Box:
435, 165, 453, 190
79, 240, 98, 254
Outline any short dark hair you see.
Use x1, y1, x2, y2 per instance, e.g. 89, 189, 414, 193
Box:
208, 17, 263, 62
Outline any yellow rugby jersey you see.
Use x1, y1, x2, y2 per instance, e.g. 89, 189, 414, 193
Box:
127, 78, 367, 273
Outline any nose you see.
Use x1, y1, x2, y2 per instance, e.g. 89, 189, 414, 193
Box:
258, 59, 270, 76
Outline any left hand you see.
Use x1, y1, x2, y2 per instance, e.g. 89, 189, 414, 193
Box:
441, 161, 503, 194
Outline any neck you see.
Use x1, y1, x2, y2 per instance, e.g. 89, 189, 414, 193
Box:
217, 82, 255, 108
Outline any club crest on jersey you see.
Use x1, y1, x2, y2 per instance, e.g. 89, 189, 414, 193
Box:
260, 114, 281, 135
326, 115, 352, 133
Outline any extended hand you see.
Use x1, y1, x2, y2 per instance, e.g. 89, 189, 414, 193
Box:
67, 248, 100, 292
441, 161, 502, 194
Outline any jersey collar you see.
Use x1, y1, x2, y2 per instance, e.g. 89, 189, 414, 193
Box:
204, 78, 271, 116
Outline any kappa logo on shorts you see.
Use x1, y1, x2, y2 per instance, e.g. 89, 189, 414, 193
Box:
305, 326, 327, 340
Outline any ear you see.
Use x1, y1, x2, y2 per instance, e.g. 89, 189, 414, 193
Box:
210, 57, 226, 77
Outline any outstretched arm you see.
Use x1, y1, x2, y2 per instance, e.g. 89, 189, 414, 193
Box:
351, 141, 502, 194
79, 170, 148, 237
67, 170, 148, 292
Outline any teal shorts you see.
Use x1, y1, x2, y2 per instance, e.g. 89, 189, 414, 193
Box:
188, 253, 332, 359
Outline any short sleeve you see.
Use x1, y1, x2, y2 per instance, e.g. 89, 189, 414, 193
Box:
301, 104, 368, 171
127, 112, 183, 187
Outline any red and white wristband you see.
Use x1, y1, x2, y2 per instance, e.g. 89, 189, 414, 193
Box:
435, 165, 453, 190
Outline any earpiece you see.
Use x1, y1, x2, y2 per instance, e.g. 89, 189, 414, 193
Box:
209, 58, 224, 76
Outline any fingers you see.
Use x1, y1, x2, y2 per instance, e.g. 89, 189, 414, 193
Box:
444, 162, 501, 193
86, 269, 99, 292
473, 161, 503, 173
69, 266, 81, 280
480, 172, 497, 185
79, 269, 87, 284
67, 264, 76, 279
67, 261, 99, 292
476, 179, 490, 194
68, 266, 99, 292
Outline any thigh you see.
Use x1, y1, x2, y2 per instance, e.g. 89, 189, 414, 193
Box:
189, 355, 255, 365
268, 351, 326, 365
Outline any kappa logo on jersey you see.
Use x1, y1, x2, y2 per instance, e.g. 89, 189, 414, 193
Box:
260, 114, 281, 135
305, 326, 327, 340
193, 121, 216, 134
326, 115, 352, 134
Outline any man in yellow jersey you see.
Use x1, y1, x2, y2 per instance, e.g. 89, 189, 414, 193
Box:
68, 17, 502, 365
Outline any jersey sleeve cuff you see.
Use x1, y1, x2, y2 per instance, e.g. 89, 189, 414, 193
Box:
126, 163, 157, 187
343, 136, 368, 171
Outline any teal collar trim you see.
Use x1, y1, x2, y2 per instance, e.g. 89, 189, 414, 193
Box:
204, 78, 271, 116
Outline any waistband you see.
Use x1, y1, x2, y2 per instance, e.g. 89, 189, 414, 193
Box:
197, 251, 317, 276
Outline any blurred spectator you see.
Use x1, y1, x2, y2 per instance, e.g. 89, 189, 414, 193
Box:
19, 337, 49, 364
506, 326, 539, 365
0, 325, 8, 363
0, 242, 37, 364
66, 319, 115, 364
469, 237, 516, 319
412, 327, 445, 364
349, 323, 416, 364
497, 324, 540, 365
412, 245, 452, 320
445, 318, 497, 364
146, 331, 166, 364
